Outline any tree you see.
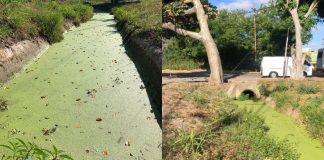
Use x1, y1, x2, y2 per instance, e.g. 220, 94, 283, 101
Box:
163, 0, 223, 85
276, 0, 324, 79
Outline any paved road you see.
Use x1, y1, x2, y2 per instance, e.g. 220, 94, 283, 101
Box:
162, 70, 324, 84
0, 13, 161, 159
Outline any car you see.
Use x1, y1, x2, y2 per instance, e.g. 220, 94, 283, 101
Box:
261, 56, 313, 78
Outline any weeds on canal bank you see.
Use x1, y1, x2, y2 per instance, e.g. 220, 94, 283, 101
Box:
0, 1, 93, 43
163, 84, 299, 159
300, 96, 324, 145
112, 0, 162, 44
0, 139, 73, 160
258, 80, 324, 146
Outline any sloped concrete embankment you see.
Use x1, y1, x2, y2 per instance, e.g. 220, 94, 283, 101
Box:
0, 21, 75, 84
0, 38, 49, 83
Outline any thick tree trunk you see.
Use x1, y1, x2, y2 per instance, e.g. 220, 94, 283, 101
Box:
162, 0, 224, 85
192, 0, 224, 85
290, 8, 305, 80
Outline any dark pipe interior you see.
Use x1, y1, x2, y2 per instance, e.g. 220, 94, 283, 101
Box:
241, 90, 256, 99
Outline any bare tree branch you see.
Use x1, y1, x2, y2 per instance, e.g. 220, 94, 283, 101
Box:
304, 0, 318, 19
182, 0, 193, 4
162, 22, 203, 41
295, 0, 299, 8
182, 7, 196, 16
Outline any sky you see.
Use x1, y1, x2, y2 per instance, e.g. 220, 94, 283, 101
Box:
209, 0, 324, 51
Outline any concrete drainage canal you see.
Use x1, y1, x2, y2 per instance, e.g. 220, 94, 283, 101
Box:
0, 13, 161, 159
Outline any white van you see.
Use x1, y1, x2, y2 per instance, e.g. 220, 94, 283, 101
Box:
261, 56, 313, 78
317, 48, 324, 71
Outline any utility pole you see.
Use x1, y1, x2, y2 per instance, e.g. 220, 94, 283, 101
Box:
253, 8, 257, 63
283, 28, 290, 78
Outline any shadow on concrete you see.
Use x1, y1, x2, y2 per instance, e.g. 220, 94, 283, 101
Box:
162, 70, 242, 83
92, 1, 162, 129
124, 44, 162, 129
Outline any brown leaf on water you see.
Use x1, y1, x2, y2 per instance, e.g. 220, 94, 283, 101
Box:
102, 149, 108, 156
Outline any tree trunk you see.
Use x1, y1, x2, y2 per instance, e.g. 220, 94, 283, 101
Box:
290, 8, 305, 80
193, 0, 223, 85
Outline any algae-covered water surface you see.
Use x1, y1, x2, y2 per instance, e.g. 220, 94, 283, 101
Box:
0, 13, 161, 159
237, 100, 324, 160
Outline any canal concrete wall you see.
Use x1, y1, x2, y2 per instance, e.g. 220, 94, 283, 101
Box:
0, 38, 49, 83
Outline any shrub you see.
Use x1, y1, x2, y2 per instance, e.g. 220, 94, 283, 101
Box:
301, 96, 324, 145
258, 84, 270, 97
297, 84, 320, 94
0, 1, 93, 42
35, 13, 64, 43
61, 5, 81, 26
72, 4, 93, 23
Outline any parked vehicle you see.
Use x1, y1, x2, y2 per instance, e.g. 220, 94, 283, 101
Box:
261, 56, 313, 78
317, 48, 324, 72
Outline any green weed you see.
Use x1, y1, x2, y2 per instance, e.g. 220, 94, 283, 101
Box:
272, 80, 289, 93
273, 92, 289, 108
297, 84, 320, 94
258, 84, 270, 97
0, 138, 73, 159
185, 90, 209, 106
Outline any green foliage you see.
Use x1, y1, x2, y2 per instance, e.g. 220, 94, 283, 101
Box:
162, 0, 217, 30
258, 84, 270, 97
0, 1, 93, 43
163, 36, 205, 69
300, 96, 324, 145
272, 80, 289, 92
273, 92, 289, 108
162, 3, 317, 70
71, 3, 93, 23
35, 13, 64, 43
169, 129, 210, 156
297, 83, 320, 94
0, 138, 73, 159
113, 0, 161, 43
